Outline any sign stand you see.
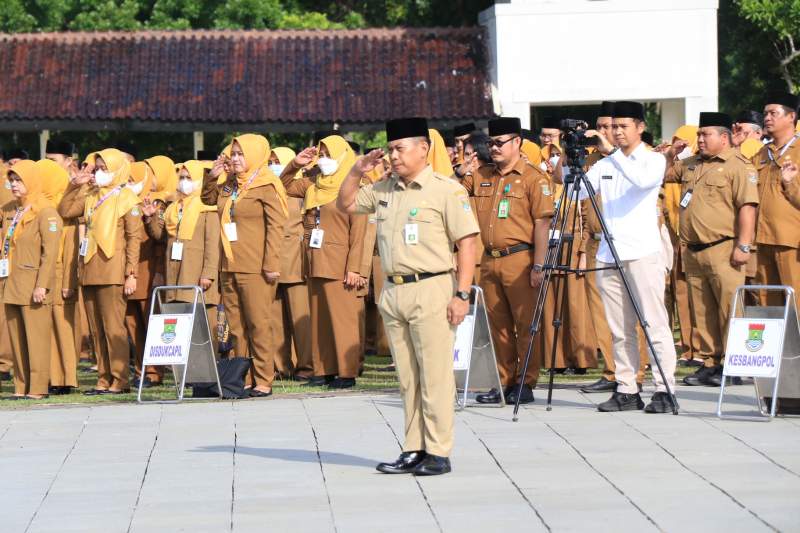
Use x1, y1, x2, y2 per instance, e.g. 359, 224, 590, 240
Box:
138, 285, 222, 403
454, 286, 504, 409
718, 285, 800, 420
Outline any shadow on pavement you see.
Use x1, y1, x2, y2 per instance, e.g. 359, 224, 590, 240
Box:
191, 445, 379, 467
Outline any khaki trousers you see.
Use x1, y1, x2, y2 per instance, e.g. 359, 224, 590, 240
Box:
585, 240, 614, 379
222, 272, 277, 390
50, 302, 79, 388
479, 250, 540, 387
756, 244, 800, 308
127, 299, 164, 383
275, 282, 313, 378
379, 274, 456, 457
597, 253, 677, 394
7, 303, 52, 396
0, 302, 12, 373
667, 239, 701, 361
684, 240, 744, 367
84, 285, 130, 390
310, 278, 362, 379
365, 257, 390, 355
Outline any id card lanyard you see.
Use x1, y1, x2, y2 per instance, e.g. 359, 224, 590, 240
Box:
767, 135, 798, 165
2, 205, 30, 257
309, 208, 325, 249
229, 168, 260, 222
172, 202, 184, 261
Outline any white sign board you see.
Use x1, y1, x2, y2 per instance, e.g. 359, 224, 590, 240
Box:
453, 315, 475, 371
142, 313, 194, 366
724, 318, 784, 378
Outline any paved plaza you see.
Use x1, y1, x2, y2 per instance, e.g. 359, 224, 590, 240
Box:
2, 384, 799, 533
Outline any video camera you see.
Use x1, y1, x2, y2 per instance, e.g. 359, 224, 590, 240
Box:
559, 119, 597, 175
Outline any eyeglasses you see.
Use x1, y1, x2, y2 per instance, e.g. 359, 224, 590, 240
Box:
487, 136, 519, 148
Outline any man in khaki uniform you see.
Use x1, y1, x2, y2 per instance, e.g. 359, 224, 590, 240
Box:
669, 113, 759, 387
459, 117, 553, 405
754, 93, 800, 308
732, 110, 764, 159
338, 117, 479, 476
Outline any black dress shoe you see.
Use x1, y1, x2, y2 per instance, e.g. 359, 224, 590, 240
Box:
683, 365, 717, 386
413, 454, 451, 476
563, 367, 587, 375
376, 451, 427, 474
133, 377, 153, 389
581, 377, 617, 393
83, 389, 108, 396
708, 369, 742, 387
677, 358, 703, 368
327, 377, 356, 390
476, 387, 510, 404
507, 384, 534, 404
597, 392, 645, 412
302, 375, 335, 387
248, 388, 273, 398
644, 391, 675, 413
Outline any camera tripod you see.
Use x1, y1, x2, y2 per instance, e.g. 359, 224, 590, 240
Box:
511, 149, 680, 420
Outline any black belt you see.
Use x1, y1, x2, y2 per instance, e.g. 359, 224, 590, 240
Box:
387, 271, 449, 285
686, 236, 734, 253
485, 243, 532, 259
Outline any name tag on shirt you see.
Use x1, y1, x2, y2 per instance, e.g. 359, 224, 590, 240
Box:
309, 228, 324, 249
79, 238, 89, 257
379, 200, 389, 207
404, 223, 419, 245
480, 182, 492, 187
602, 175, 613, 180
0, 259, 8, 278
680, 190, 693, 208
171, 241, 184, 261
224, 223, 238, 242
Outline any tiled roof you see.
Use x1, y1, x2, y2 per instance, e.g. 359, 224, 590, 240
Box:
0, 29, 493, 128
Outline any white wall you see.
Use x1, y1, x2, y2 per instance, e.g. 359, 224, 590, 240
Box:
480, 0, 719, 135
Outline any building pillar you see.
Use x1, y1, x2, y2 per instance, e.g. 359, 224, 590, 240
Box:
193, 131, 204, 158
39, 130, 50, 159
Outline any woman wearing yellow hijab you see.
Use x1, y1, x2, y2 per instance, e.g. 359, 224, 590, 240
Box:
427, 129, 455, 176
3, 160, 63, 399
268, 147, 314, 381
127, 155, 176, 388
202, 134, 288, 397
279, 135, 368, 389
35, 159, 80, 395
144, 160, 220, 352
58, 148, 143, 394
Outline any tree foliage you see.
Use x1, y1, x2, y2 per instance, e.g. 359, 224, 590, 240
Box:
736, 0, 800, 91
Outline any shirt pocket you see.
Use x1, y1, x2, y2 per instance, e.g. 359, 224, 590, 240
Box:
473, 185, 494, 212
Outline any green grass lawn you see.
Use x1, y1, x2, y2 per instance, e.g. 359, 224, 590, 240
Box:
0, 351, 700, 408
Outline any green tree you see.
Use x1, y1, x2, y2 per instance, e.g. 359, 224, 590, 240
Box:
736, 0, 800, 91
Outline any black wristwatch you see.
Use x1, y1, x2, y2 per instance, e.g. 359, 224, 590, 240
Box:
455, 290, 471, 301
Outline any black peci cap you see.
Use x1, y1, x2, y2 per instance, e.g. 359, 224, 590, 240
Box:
196, 150, 217, 161
735, 110, 764, 127
541, 116, 561, 130
613, 101, 645, 121
45, 139, 75, 157
442, 132, 456, 148
488, 117, 522, 137
453, 122, 476, 138
699, 112, 733, 130
598, 101, 616, 118
521, 129, 537, 142
386, 118, 429, 142
765, 91, 798, 111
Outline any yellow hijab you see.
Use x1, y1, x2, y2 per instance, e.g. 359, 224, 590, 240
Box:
663, 125, 699, 234
83, 148, 140, 262
35, 159, 69, 207
129, 161, 154, 200
739, 138, 763, 160
521, 139, 543, 166
145, 156, 178, 203
220, 134, 288, 262
427, 129, 454, 176
6, 160, 51, 243
164, 160, 217, 240
302, 135, 355, 212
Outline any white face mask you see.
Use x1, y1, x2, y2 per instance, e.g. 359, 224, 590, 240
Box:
317, 157, 339, 176
128, 180, 144, 195
268, 164, 285, 176
178, 179, 195, 195
677, 146, 693, 160
94, 169, 114, 187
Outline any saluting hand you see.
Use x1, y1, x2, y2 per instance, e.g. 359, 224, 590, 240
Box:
781, 161, 798, 184
72, 164, 93, 186
294, 147, 317, 168
141, 197, 157, 218
210, 155, 226, 179
668, 140, 689, 161
353, 149, 386, 175
32, 287, 46, 304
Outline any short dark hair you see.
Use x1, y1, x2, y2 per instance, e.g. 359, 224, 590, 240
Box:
465, 131, 492, 164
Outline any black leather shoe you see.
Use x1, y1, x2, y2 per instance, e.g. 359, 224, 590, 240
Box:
644, 391, 675, 413
413, 454, 451, 476
327, 377, 356, 390
597, 392, 645, 412
376, 451, 427, 474
83, 389, 108, 396
708, 368, 742, 387
581, 377, 617, 393
302, 375, 335, 387
248, 388, 273, 398
683, 365, 718, 386
677, 358, 703, 368
507, 384, 534, 404
476, 387, 510, 404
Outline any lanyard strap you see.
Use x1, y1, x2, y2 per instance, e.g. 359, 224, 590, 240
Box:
176, 202, 184, 237
87, 186, 121, 228
315, 207, 321, 227
3, 206, 31, 258
229, 168, 260, 220
768, 135, 798, 163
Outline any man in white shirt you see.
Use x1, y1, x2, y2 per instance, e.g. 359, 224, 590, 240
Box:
581, 101, 677, 414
